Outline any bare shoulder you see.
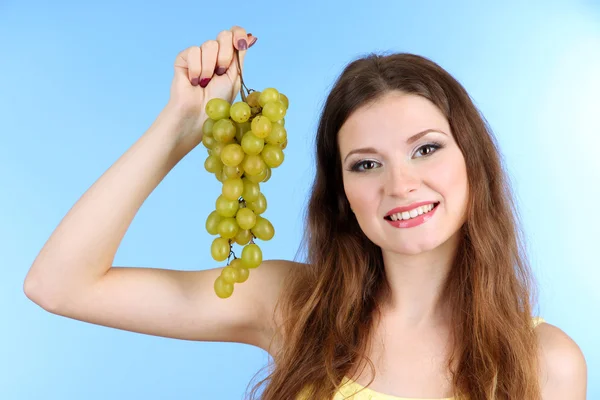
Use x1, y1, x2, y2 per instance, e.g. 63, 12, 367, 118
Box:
535, 321, 588, 399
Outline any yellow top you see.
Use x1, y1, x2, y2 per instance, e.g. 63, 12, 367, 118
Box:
299, 316, 546, 400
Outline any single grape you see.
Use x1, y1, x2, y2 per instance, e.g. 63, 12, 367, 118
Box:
214, 167, 226, 183
220, 143, 245, 167
246, 91, 261, 108
248, 193, 267, 215
280, 139, 288, 150
211, 142, 226, 157
204, 154, 223, 174
221, 266, 240, 284
217, 217, 239, 239
241, 131, 265, 156
223, 164, 244, 179
258, 88, 280, 107
211, 237, 230, 261
275, 118, 285, 126
206, 98, 231, 120
214, 276, 234, 298
222, 177, 244, 201
252, 216, 275, 241
279, 93, 289, 109
262, 166, 272, 183
202, 132, 217, 149
236, 207, 257, 230
250, 116, 272, 139
216, 195, 239, 217
242, 154, 266, 176
203, 118, 216, 135
262, 100, 287, 122
242, 178, 260, 202
235, 121, 251, 143
234, 228, 253, 245
245, 168, 267, 183
241, 243, 262, 269
261, 144, 285, 168
213, 119, 236, 143
205, 210, 222, 235
265, 123, 287, 145
230, 102, 251, 123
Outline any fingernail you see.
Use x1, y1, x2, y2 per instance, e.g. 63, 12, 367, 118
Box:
191, 77, 199, 86
199, 78, 211, 88
237, 39, 248, 50
248, 37, 258, 48
215, 66, 227, 75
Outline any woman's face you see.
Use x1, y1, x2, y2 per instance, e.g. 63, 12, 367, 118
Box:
338, 91, 469, 255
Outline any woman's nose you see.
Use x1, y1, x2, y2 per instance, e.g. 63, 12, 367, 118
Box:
383, 163, 421, 198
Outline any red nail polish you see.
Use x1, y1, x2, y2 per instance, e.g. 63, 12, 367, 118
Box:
199, 78, 211, 88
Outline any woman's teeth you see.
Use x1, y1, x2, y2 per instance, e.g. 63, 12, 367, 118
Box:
387, 203, 437, 221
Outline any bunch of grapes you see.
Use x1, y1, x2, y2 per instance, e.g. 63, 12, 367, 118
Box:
202, 86, 288, 299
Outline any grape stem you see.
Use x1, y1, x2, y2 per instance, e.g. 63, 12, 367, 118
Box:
235, 50, 252, 102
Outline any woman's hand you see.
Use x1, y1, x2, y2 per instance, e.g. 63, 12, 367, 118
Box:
164, 26, 257, 156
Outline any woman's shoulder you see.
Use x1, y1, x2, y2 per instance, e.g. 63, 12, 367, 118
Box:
534, 319, 587, 398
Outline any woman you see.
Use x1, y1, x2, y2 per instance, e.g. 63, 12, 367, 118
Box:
24, 26, 586, 399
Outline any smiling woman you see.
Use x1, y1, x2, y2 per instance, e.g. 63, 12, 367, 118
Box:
24, 26, 586, 400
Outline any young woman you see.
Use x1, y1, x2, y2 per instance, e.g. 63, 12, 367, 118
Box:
24, 26, 587, 399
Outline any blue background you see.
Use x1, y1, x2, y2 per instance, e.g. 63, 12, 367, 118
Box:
1, 0, 598, 398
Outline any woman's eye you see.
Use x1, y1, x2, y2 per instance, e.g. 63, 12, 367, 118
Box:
415, 143, 442, 158
351, 160, 379, 172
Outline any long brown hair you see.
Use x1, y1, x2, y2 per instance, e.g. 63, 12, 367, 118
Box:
248, 52, 541, 400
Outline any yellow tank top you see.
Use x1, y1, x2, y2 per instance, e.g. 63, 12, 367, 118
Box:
298, 316, 545, 400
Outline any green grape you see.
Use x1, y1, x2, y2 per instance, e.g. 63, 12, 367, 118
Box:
216, 195, 239, 217
214, 167, 226, 183
202, 132, 217, 149
222, 177, 244, 201
279, 93, 289, 109
250, 116, 272, 139
214, 276, 234, 298
248, 193, 267, 215
252, 216, 275, 241
245, 168, 267, 183
262, 100, 287, 122
221, 266, 240, 284
203, 118, 216, 135
262, 166, 272, 183
220, 143, 245, 167
236, 207, 257, 230
211, 141, 226, 157
241, 243, 262, 269
206, 98, 231, 120
242, 178, 260, 202
280, 139, 288, 150
275, 118, 285, 126
211, 237, 230, 261
241, 131, 265, 155
204, 154, 223, 173
235, 121, 251, 143
212, 119, 236, 143
205, 210, 222, 235
234, 228, 252, 245
217, 217, 239, 239
230, 102, 251, 123
246, 91, 261, 108
230, 258, 249, 283
242, 154, 266, 176
265, 123, 286, 145
261, 144, 285, 168
223, 164, 244, 179
258, 88, 280, 107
